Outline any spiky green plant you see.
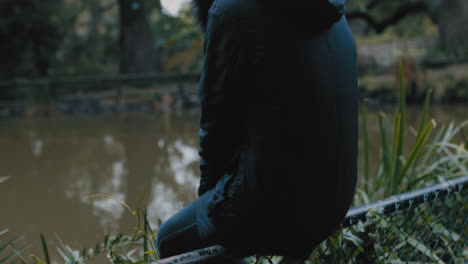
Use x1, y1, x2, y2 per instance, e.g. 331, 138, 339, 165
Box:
319, 58, 468, 264
357, 61, 468, 204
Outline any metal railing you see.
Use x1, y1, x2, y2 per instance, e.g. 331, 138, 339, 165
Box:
151, 176, 468, 264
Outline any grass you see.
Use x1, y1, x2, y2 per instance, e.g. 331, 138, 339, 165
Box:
356, 61, 468, 204
27, 191, 161, 264
309, 59, 468, 263
0, 229, 29, 264
2, 59, 467, 263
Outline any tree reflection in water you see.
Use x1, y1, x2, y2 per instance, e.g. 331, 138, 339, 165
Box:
0, 106, 466, 257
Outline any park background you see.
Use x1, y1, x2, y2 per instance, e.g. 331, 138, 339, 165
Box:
0, 0, 467, 263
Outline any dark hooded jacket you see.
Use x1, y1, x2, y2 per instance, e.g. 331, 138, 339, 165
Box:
192, 0, 358, 257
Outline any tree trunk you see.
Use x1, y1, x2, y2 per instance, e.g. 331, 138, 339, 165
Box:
119, 0, 159, 74
437, 0, 468, 56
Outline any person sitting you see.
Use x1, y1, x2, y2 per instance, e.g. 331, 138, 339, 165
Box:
156, 0, 358, 262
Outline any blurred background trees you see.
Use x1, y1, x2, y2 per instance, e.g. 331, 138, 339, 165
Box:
0, 0, 63, 79
118, 0, 160, 73
0, 0, 467, 103
2, 0, 467, 78
346, 0, 468, 57
436, 0, 468, 57
0, 0, 202, 80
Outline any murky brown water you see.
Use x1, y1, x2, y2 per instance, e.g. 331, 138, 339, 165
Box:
0, 105, 466, 261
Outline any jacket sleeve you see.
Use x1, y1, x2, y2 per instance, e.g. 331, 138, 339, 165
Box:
197, 10, 247, 196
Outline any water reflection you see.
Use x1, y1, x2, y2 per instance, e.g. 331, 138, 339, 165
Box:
0, 112, 201, 258
90, 161, 127, 231
0, 106, 466, 260
0, 176, 10, 183
64, 167, 92, 200
31, 139, 44, 157
148, 183, 180, 227
169, 140, 199, 187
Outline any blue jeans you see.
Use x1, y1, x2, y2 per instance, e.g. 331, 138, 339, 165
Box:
156, 189, 219, 258
155, 187, 313, 261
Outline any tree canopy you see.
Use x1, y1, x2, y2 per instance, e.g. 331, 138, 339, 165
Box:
0, 0, 466, 82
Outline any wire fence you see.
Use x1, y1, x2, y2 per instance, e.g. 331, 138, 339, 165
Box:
152, 176, 468, 264
310, 175, 468, 264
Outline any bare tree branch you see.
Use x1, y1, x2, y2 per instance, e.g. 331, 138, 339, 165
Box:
367, 0, 383, 10
346, 1, 429, 33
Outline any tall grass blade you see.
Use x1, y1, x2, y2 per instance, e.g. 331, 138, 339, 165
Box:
417, 89, 433, 137
419, 124, 446, 169
460, 125, 468, 146
55, 235, 77, 264
401, 120, 436, 189
408, 89, 435, 182
30, 255, 46, 264
144, 209, 149, 263
390, 112, 402, 194
8, 244, 30, 264
361, 102, 370, 193
422, 154, 468, 175
0, 252, 16, 263
393, 59, 406, 192
83, 194, 136, 216
405, 235, 446, 264
378, 113, 392, 195
40, 234, 51, 264
447, 120, 468, 139
144, 213, 159, 260
0, 233, 24, 254
407, 172, 436, 189
439, 123, 455, 152
0, 230, 29, 264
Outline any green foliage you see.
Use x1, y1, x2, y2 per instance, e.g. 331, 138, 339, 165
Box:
0, 0, 63, 79
311, 193, 467, 264
0, 229, 29, 263
0, 0, 203, 81
150, 5, 203, 72
30, 194, 160, 264
3, 58, 466, 264
325, 59, 468, 263
357, 60, 468, 203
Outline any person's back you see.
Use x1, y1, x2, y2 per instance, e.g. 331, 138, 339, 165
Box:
157, 0, 358, 260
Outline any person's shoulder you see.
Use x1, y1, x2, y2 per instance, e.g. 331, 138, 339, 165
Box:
209, 0, 260, 25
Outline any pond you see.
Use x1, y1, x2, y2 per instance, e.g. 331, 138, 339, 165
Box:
0, 105, 466, 260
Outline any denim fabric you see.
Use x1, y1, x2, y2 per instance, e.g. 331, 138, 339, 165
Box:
156, 189, 217, 258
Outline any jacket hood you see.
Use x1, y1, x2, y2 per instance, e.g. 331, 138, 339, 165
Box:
191, 0, 345, 31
